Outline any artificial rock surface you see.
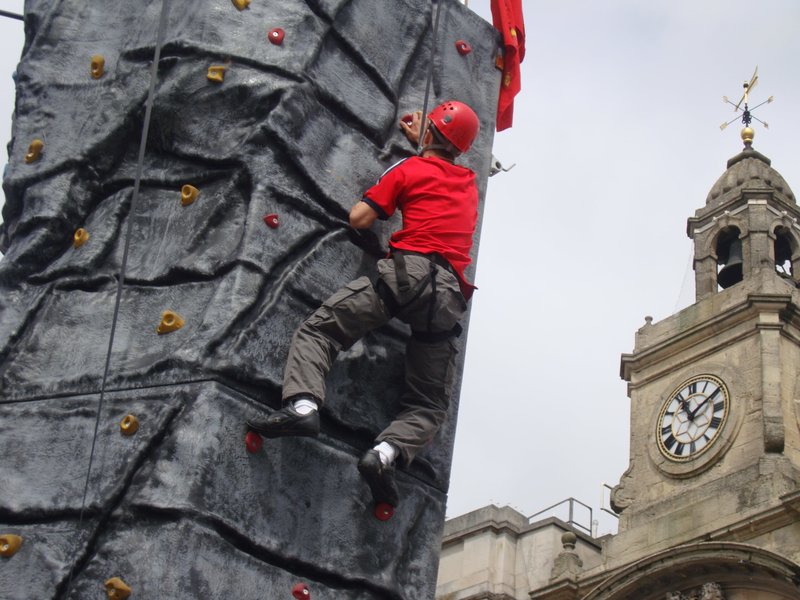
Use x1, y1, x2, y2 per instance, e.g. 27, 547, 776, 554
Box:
0, 0, 500, 598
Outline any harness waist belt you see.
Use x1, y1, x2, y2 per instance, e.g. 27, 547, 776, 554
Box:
391, 249, 456, 275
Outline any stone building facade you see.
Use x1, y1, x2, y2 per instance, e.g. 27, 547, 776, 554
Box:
436, 142, 800, 599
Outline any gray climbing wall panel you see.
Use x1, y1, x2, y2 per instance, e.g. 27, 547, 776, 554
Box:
0, 0, 500, 598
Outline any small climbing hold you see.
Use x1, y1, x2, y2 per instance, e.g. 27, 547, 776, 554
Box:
245, 430, 263, 453
263, 213, 279, 229
73, 228, 90, 248
120, 414, 139, 436
455, 40, 471, 55
25, 139, 43, 163
400, 113, 413, 126
291, 582, 310, 599
232, 0, 250, 9
181, 184, 199, 206
207, 65, 226, 83
90, 55, 105, 79
268, 28, 285, 45
0, 534, 22, 558
105, 577, 132, 600
156, 310, 185, 334
373, 502, 394, 521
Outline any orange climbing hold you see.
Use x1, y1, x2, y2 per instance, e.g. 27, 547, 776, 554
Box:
0, 534, 22, 558
120, 414, 139, 436
268, 28, 285, 45
25, 139, 43, 163
263, 214, 279, 228
181, 184, 199, 206
232, 0, 251, 9
207, 65, 226, 83
291, 582, 310, 599
156, 310, 185, 334
105, 577, 132, 599
455, 40, 472, 55
373, 502, 394, 521
90, 55, 105, 79
245, 430, 263, 453
73, 228, 90, 248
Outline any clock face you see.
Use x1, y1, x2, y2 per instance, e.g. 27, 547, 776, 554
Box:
656, 375, 730, 461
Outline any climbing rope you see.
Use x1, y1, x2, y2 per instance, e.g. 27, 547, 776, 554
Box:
417, 0, 444, 153
62, 0, 173, 596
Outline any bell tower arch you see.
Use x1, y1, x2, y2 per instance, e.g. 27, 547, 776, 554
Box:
687, 143, 800, 301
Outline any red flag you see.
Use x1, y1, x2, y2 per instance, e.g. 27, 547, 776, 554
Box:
490, 0, 525, 131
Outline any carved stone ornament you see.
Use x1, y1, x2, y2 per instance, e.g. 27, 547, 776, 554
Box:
666, 582, 725, 600
550, 532, 584, 581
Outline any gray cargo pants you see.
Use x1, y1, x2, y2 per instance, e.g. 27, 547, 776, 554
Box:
282, 253, 467, 466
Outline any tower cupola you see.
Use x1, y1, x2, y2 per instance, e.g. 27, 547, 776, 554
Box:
687, 147, 799, 300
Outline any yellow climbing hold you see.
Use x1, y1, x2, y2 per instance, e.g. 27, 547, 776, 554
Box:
120, 414, 139, 436
73, 228, 90, 248
232, 0, 251, 9
105, 577, 132, 600
157, 310, 185, 334
25, 139, 44, 163
207, 65, 226, 83
181, 184, 199, 206
0, 534, 22, 558
91, 55, 105, 79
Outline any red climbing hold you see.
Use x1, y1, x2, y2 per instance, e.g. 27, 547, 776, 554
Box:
245, 430, 263, 453
400, 113, 413, 126
268, 28, 285, 45
455, 40, 472, 55
264, 213, 280, 228
374, 502, 394, 521
291, 582, 310, 599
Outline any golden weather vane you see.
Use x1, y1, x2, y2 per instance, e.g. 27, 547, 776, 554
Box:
720, 66, 774, 147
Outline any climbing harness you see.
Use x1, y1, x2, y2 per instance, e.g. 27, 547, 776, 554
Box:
373, 251, 463, 342
62, 0, 173, 597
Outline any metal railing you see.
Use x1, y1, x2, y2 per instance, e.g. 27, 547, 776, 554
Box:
528, 497, 593, 536
0, 10, 24, 21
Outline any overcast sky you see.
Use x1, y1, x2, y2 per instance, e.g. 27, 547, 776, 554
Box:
2, 1, 800, 537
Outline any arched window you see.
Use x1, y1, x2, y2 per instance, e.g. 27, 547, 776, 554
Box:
773, 225, 794, 278
716, 226, 742, 289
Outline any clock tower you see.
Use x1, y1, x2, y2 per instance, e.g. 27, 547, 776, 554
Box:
603, 128, 800, 593
436, 111, 800, 599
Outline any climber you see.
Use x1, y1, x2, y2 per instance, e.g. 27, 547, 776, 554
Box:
247, 100, 481, 507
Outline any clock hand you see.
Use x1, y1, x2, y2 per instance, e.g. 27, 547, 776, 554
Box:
678, 398, 691, 415
688, 397, 710, 420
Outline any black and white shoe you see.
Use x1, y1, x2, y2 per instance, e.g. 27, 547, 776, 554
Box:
246, 405, 319, 438
358, 450, 400, 507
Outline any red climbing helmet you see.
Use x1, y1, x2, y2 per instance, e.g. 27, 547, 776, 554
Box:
427, 100, 480, 154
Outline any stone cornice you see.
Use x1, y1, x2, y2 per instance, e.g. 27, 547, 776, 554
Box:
621, 291, 794, 384
704, 490, 800, 544
441, 514, 601, 552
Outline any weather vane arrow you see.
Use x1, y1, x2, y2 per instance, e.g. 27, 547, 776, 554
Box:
720, 66, 774, 148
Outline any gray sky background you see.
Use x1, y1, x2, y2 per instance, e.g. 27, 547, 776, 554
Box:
2, 1, 800, 537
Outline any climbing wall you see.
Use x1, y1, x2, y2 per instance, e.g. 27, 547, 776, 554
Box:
0, 1, 499, 598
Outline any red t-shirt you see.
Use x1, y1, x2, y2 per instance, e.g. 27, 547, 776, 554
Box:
363, 156, 478, 298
